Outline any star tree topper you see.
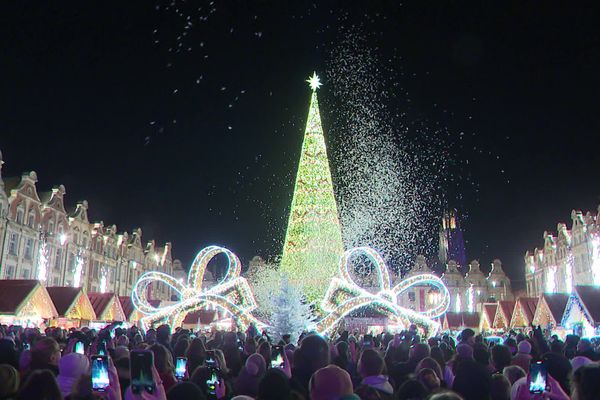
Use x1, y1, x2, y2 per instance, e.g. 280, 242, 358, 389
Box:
307, 72, 321, 91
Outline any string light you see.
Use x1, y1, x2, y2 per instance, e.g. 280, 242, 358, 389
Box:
132, 245, 266, 331
73, 249, 85, 288
37, 234, 48, 282
467, 284, 474, 313
314, 247, 450, 337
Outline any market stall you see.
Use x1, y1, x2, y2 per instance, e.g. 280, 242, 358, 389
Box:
47, 286, 96, 328
492, 300, 515, 331
510, 297, 538, 330
562, 285, 600, 338
443, 312, 480, 333
532, 293, 569, 334
0, 280, 57, 327
480, 303, 498, 333
87, 292, 126, 328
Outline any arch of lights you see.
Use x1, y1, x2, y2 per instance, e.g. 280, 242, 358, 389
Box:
313, 247, 450, 337
132, 245, 266, 331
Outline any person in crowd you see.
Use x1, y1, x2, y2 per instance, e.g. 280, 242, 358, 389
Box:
150, 343, 178, 392
57, 353, 90, 398
417, 367, 441, 393
27, 337, 61, 377
166, 381, 206, 400
0, 364, 19, 400
395, 379, 429, 400
333, 341, 352, 373
415, 357, 444, 385
490, 345, 512, 374
0, 339, 19, 370
309, 365, 358, 400
356, 349, 394, 399
235, 353, 266, 397
458, 329, 475, 347
489, 373, 510, 400
571, 363, 600, 400
17, 369, 63, 400
173, 337, 190, 359
291, 334, 330, 397
511, 340, 532, 373
473, 343, 494, 373
452, 359, 492, 400
190, 366, 229, 399
501, 365, 525, 385
448, 343, 474, 374
390, 342, 430, 388
256, 368, 293, 400
576, 338, 599, 361
541, 351, 573, 395
430, 346, 454, 387
186, 337, 207, 376
156, 324, 173, 352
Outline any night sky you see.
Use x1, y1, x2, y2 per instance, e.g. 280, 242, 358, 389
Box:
2, 2, 600, 291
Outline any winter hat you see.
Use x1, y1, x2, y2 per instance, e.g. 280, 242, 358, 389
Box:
456, 343, 474, 358
309, 365, 354, 400
517, 340, 531, 355
58, 352, 90, 378
231, 396, 255, 400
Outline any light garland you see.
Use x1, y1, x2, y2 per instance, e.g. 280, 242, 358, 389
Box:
455, 293, 461, 313
132, 245, 265, 331
591, 236, 600, 286
467, 284, 474, 313
73, 249, 85, 288
546, 265, 557, 293
313, 247, 450, 337
37, 233, 48, 282
100, 267, 107, 293
566, 254, 573, 294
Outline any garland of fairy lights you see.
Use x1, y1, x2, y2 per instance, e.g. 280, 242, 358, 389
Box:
313, 247, 450, 337
132, 245, 266, 331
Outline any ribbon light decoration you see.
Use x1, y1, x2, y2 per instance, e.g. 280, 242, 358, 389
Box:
314, 247, 450, 337
132, 245, 265, 330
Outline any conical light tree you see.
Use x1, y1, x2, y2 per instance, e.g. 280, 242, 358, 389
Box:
280, 73, 345, 301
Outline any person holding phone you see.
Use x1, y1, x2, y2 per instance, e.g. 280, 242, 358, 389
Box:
512, 361, 569, 400
57, 353, 89, 398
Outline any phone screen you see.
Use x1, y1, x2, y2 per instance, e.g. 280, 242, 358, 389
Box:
131, 350, 155, 394
206, 368, 219, 396
206, 351, 217, 368
175, 357, 187, 380
271, 346, 284, 368
91, 355, 110, 392
23, 342, 30, 351
529, 361, 547, 394
75, 342, 85, 354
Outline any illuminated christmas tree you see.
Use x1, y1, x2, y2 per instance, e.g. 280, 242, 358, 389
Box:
280, 73, 345, 301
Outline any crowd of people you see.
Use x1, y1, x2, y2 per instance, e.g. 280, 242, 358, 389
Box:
0, 322, 599, 400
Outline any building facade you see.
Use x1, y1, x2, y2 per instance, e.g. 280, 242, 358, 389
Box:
0, 150, 179, 302
525, 207, 600, 297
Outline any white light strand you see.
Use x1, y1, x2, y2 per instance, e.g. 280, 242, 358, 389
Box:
73, 249, 85, 288
37, 235, 48, 282
467, 284, 474, 313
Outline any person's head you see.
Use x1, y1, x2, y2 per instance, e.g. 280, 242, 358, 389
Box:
257, 341, 271, 365
428, 390, 465, 400
295, 334, 330, 376
517, 340, 531, 355
396, 379, 428, 400
173, 337, 190, 358
157, 324, 171, 344
430, 346, 447, 369
410, 343, 431, 363
212, 349, 229, 374
30, 337, 61, 367
416, 357, 443, 381
572, 356, 593, 372
489, 373, 510, 400
17, 369, 62, 400
58, 352, 90, 379
417, 367, 441, 392
550, 339, 565, 355
541, 352, 573, 394
455, 343, 474, 360
502, 365, 525, 385
503, 338, 517, 355
245, 353, 267, 377
491, 345, 512, 371
257, 368, 291, 400
309, 365, 354, 400
577, 338, 592, 353
150, 343, 174, 374
459, 329, 476, 346
571, 364, 600, 400
116, 334, 129, 347
358, 348, 385, 378
167, 381, 206, 400
452, 360, 491, 400
472, 343, 490, 366
0, 364, 19, 398
336, 341, 349, 360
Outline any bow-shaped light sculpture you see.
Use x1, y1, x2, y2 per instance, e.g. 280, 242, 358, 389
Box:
132, 245, 265, 330
314, 247, 450, 337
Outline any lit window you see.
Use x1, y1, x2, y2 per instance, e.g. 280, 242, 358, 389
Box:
27, 212, 35, 228
8, 233, 19, 255
24, 238, 34, 260
16, 207, 24, 224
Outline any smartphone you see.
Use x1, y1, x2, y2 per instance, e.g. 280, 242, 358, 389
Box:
23, 342, 30, 351
175, 357, 187, 381
91, 355, 110, 392
529, 361, 548, 394
131, 350, 155, 394
271, 345, 285, 368
205, 350, 217, 368
206, 367, 219, 397
75, 341, 85, 355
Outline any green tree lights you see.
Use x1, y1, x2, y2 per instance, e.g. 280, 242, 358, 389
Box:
280, 73, 345, 301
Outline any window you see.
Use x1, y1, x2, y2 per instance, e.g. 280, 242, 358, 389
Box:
55, 248, 63, 271
93, 261, 99, 279
24, 238, 34, 260
27, 212, 35, 228
48, 218, 55, 234
22, 269, 30, 279
5, 265, 15, 279
8, 233, 19, 255
16, 207, 24, 224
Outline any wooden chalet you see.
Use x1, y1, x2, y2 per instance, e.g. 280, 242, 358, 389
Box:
118, 296, 143, 325
562, 285, 600, 338
88, 292, 126, 323
532, 293, 569, 330
493, 300, 515, 331
443, 312, 480, 332
510, 297, 538, 329
480, 303, 498, 332
47, 287, 96, 328
0, 280, 58, 326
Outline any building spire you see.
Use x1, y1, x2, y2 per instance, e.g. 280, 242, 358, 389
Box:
280, 73, 344, 300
